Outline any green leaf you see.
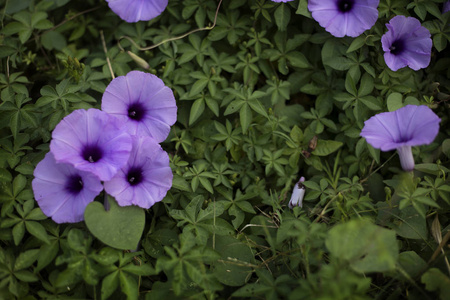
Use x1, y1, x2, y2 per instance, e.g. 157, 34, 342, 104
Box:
312, 140, 343, 156
14, 249, 39, 270
240, 104, 252, 134
387, 92, 403, 112
84, 196, 145, 250
421, 268, 450, 300
347, 35, 366, 53
397, 251, 427, 280
212, 235, 254, 286
326, 219, 399, 273
391, 207, 427, 240
41, 31, 67, 51
189, 98, 205, 126
101, 271, 119, 300
119, 272, 138, 300
274, 4, 290, 31
25, 221, 50, 244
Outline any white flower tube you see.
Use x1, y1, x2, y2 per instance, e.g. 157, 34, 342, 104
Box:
289, 177, 306, 209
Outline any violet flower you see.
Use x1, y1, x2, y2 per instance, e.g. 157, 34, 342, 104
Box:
289, 177, 306, 209
360, 105, 440, 171
101, 71, 177, 143
381, 15, 432, 71
32, 153, 103, 223
50, 109, 132, 181
104, 135, 172, 209
106, 0, 168, 23
308, 0, 379, 38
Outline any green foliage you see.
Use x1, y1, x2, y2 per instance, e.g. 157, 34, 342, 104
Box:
84, 196, 145, 250
0, 0, 449, 299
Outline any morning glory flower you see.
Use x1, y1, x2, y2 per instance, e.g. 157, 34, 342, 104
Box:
50, 109, 132, 181
106, 0, 168, 23
32, 153, 103, 223
289, 177, 306, 209
102, 71, 177, 143
360, 105, 440, 171
381, 15, 432, 71
308, 0, 379, 37
104, 135, 172, 209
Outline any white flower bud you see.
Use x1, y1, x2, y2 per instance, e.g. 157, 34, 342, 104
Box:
289, 177, 306, 209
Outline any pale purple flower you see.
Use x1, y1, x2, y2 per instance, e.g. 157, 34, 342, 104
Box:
104, 135, 172, 209
101, 71, 177, 143
106, 0, 168, 23
381, 16, 432, 71
289, 177, 306, 209
360, 105, 440, 171
308, 0, 379, 38
50, 109, 132, 181
32, 152, 103, 223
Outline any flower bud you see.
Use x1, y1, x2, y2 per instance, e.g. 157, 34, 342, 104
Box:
289, 177, 306, 209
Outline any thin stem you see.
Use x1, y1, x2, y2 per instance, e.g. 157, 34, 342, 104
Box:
117, 0, 223, 52
360, 152, 396, 184
100, 30, 115, 79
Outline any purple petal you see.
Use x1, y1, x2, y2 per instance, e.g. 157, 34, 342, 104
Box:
445, 1, 450, 13
381, 16, 431, 71
50, 109, 132, 181
104, 135, 172, 209
102, 71, 177, 142
383, 52, 408, 71
106, 0, 168, 23
32, 152, 103, 223
309, 0, 379, 38
361, 112, 403, 151
361, 105, 440, 151
395, 105, 441, 146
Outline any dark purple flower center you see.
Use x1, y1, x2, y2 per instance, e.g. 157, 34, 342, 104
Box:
65, 175, 84, 194
337, 0, 353, 12
127, 167, 143, 186
82, 145, 103, 163
128, 102, 146, 121
389, 39, 405, 55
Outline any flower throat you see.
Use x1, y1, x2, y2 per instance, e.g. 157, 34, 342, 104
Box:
338, 0, 353, 12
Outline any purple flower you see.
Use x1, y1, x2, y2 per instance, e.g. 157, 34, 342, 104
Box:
32, 152, 103, 223
308, 0, 379, 38
360, 105, 440, 171
289, 177, 306, 209
444, 1, 450, 13
102, 71, 177, 143
50, 109, 132, 181
106, 0, 168, 23
381, 16, 432, 71
104, 135, 172, 209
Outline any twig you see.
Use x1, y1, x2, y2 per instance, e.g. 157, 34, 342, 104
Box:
429, 230, 450, 266
100, 30, 115, 79
117, 0, 223, 52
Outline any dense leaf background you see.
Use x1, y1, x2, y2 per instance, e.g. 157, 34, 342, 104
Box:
0, 0, 449, 299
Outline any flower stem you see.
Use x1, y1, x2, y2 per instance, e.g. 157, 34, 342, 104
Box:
397, 145, 414, 172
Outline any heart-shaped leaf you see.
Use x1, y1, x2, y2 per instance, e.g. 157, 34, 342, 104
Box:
85, 196, 145, 250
